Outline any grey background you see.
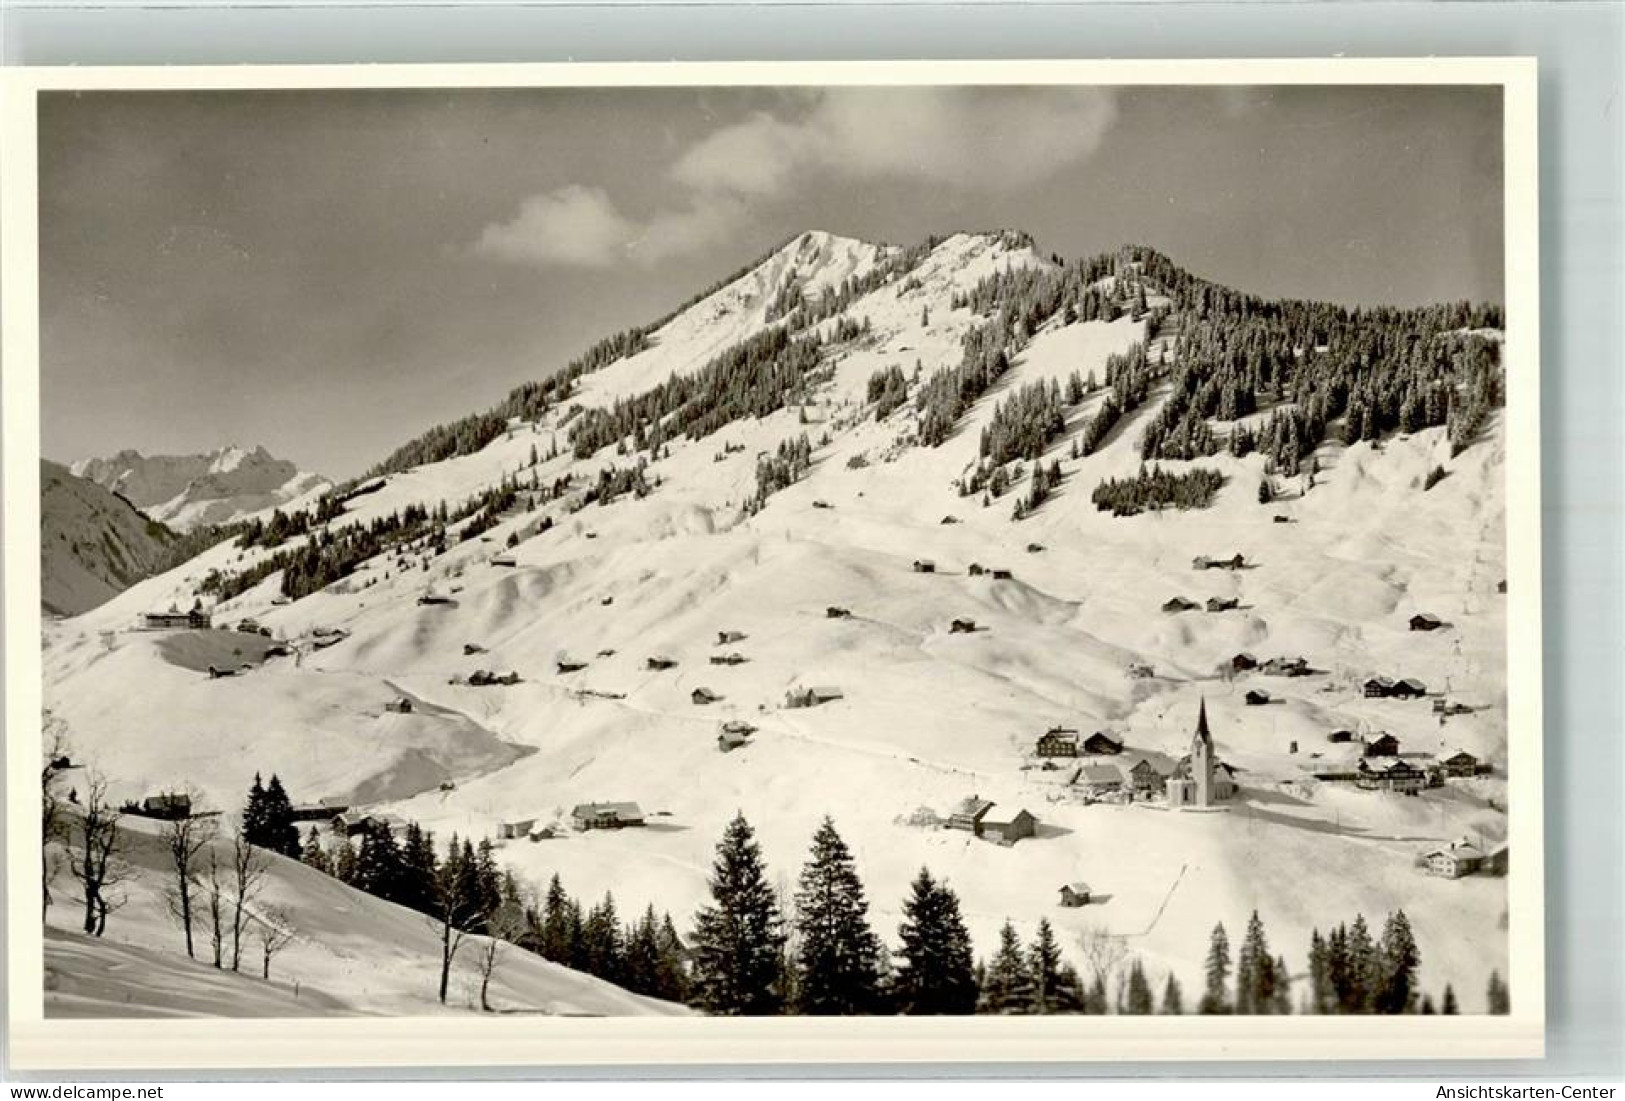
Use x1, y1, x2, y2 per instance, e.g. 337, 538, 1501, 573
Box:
2, 0, 1620, 1084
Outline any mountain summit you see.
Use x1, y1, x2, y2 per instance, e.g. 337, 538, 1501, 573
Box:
71, 444, 330, 531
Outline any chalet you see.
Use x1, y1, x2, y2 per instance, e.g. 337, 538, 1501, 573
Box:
948, 797, 995, 832
1409, 613, 1445, 632
1363, 733, 1402, 757
1082, 731, 1124, 756
990, 569, 1014, 581
1129, 757, 1167, 794
646, 656, 679, 671
968, 564, 985, 577
1423, 840, 1485, 879
709, 652, 748, 666
1391, 678, 1428, 699
691, 687, 722, 706
417, 594, 453, 606
716, 630, 748, 646
384, 697, 414, 715
981, 807, 1038, 844
1206, 597, 1240, 613
497, 818, 536, 840
571, 802, 646, 831
1026, 542, 1045, 554
468, 670, 521, 687
786, 685, 844, 709
949, 618, 978, 634
912, 559, 937, 574
718, 729, 751, 752
1262, 657, 1310, 677
940, 515, 960, 525
491, 555, 517, 568
720, 720, 758, 736
1443, 750, 1482, 778
1244, 689, 1272, 706
1357, 757, 1428, 794
1328, 730, 1355, 744
1363, 676, 1397, 698
1035, 729, 1081, 758
1162, 596, 1199, 614
813, 500, 834, 510
826, 606, 852, 619
1230, 652, 1259, 673
1058, 883, 1092, 908
1077, 764, 1124, 792
557, 659, 588, 674
139, 792, 193, 820
140, 608, 212, 631
290, 798, 347, 823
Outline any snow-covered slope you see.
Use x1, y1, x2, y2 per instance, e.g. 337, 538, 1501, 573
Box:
43, 230, 1510, 1012
44, 819, 689, 1017
40, 459, 177, 616
72, 445, 330, 531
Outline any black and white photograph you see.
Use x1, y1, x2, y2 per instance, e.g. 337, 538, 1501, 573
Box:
2, 60, 1542, 1066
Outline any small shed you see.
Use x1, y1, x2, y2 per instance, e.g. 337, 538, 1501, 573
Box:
1206, 596, 1240, 613
384, 697, 414, 715
1058, 883, 1092, 908
717, 728, 751, 752
1244, 689, 1271, 706
1409, 613, 1445, 632
1162, 596, 1198, 614
940, 515, 960, 525
912, 559, 937, 574
968, 563, 985, 577
1026, 543, 1045, 554
646, 656, 679, 671
990, 569, 1014, 581
1230, 652, 1259, 673
1327, 729, 1356, 744
949, 618, 978, 635
497, 818, 537, 840
691, 687, 722, 706
826, 606, 852, 619
716, 630, 747, 646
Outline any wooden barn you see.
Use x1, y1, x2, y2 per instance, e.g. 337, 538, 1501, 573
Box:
981, 807, 1038, 844
646, 656, 679, 671
912, 559, 937, 574
1058, 883, 1092, 908
949, 618, 978, 634
1391, 678, 1428, 699
136, 792, 193, 820
571, 802, 646, 831
1229, 652, 1259, 673
1162, 596, 1199, 614
556, 658, 588, 674
1206, 597, 1240, 613
1082, 731, 1124, 756
1262, 656, 1309, 677
947, 796, 994, 833
1409, 613, 1446, 632
1363, 732, 1402, 757
786, 685, 844, 708
1244, 689, 1272, 706
1363, 676, 1397, 698
717, 729, 751, 752
990, 568, 1014, 581
826, 606, 852, 619
716, 630, 748, 645
691, 687, 722, 706
968, 563, 985, 577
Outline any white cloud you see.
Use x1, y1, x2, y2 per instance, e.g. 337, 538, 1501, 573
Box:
472, 87, 1119, 269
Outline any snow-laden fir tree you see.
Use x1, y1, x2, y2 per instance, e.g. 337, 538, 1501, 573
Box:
977, 921, 1032, 1014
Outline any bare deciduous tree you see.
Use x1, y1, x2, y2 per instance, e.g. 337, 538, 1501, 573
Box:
433, 862, 476, 1005
253, 904, 297, 981
160, 797, 217, 959
229, 831, 271, 972
67, 773, 127, 937
40, 715, 74, 921
204, 848, 228, 968
476, 900, 526, 1012
1076, 922, 1129, 995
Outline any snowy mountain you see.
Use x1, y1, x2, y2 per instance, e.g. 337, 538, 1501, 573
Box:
71, 444, 330, 531
43, 230, 1510, 1012
40, 459, 178, 616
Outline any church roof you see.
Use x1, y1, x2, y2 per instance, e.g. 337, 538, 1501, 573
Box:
1192, 698, 1214, 751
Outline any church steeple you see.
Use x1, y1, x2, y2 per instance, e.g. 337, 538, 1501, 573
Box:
1193, 696, 1213, 750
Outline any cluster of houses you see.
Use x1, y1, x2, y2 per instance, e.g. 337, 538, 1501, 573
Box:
967, 564, 1015, 580
1362, 676, 1428, 699
1035, 704, 1238, 810
465, 669, 521, 686
1224, 653, 1313, 677
1312, 732, 1491, 794
947, 796, 1038, 845
1034, 727, 1125, 758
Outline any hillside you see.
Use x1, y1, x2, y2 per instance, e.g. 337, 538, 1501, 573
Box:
43, 229, 1510, 1013
40, 459, 178, 616
44, 817, 690, 1017
72, 445, 330, 531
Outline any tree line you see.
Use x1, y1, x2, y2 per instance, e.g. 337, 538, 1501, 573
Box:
1091, 464, 1225, 516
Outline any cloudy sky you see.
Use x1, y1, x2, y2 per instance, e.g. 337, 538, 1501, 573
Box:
39, 83, 1503, 480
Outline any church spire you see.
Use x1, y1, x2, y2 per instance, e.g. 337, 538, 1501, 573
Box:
1194, 697, 1213, 748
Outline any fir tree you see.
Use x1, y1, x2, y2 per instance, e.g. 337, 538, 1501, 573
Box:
331, 833, 358, 885
1160, 972, 1185, 1015
260, 774, 301, 858
540, 874, 574, 963
1486, 971, 1510, 1015
1441, 984, 1460, 1015
354, 819, 406, 903
689, 812, 787, 1015
1123, 958, 1154, 1014
1200, 922, 1232, 1014
654, 913, 689, 1003
582, 893, 625, 984
241, 774, 268, 848
300, 828, 330, 875
398, 823, 439, 914
977, 921, 1031, 1014
1027, 919, 1080, 1014
792, 818, 883, 1014
893, 868, 978, 1015
1375, 909, 1421, 1014
1084, 973, 1109, 1015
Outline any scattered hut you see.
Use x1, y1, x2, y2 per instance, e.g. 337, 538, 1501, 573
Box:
990, 568, 1014, 581
1206, 597, 1240, 613
557, 658, 588, 674
1409, 613, 1446, 632
1327, 729, 1355, 744
826, 606, 852, 619
720, 720, 758, 736
691, 687, 722, 706
940, 515, 960, 525
709, 652, 748, 666
947, 796, 995, 833
786, 685, 844, 709
912, 559, 937, 574
137, 793, 193, 820
571, 803, 646, 830
1058, 883, 1092, 908
718, 729, 751, 752
949, 618, 978, 635
1162, 596, 1199, 614
463, 643, 486, 656
497, 818, 536, 840
646, 656, 679, 671
1262, 656, 1310, 677
716, 630, 747, 646
1443, 750, 1481, 778
981, 807, 1038, 844
968, 564, 985, 577
1026, 543, 1045, 553
1244, 689, 1272, 706
384, 697, 414, 715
